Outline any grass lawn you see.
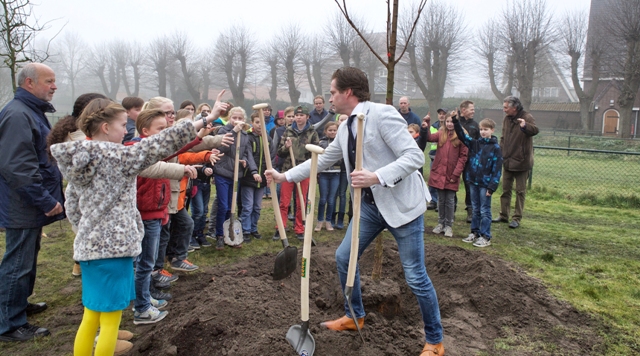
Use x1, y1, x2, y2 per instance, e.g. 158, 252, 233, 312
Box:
1, 151, 639, 354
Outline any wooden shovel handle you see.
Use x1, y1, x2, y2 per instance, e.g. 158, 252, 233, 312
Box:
346, 113, 365, 288
301, 145, 324, 321
253, 104, 288, 241
289, 145, 307, 221
229, 129, 242, 215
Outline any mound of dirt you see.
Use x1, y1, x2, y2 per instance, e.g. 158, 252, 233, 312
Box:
128, 238, 601, 356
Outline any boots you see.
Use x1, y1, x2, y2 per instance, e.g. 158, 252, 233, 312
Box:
335, 213, 345, 230
315, 221, 323, 232
72, 262, 81, 277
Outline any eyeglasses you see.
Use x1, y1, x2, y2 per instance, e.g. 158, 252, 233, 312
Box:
163, 110, 176, 117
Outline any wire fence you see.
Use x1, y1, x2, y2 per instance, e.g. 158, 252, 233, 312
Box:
528, 146, 640, 208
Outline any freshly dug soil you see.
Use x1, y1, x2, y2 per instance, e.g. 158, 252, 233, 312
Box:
128, 238, 602, 356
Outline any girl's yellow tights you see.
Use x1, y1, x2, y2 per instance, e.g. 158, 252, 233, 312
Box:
74, 307, 122, 356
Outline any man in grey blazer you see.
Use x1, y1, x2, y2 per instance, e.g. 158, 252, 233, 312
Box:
266, 67, 444, 356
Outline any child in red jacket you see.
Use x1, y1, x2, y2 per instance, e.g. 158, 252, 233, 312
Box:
422, 112, 468, 237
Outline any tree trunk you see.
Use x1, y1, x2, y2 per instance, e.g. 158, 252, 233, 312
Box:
157, 64, 167, 98
132, 64, 140, 97
304, 62, 318, 97
579, 100, 592, 132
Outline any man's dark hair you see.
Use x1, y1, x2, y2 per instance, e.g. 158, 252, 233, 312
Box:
503, 96, 523, 112
459, 100, 474, 110
331, 67, 370, 102
121, 96, 144, 111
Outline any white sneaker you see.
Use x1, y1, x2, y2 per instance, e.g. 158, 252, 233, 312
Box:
443, 226, 453, 237
150, 297, 167, 309
462, 233, 477, 243
473, 236, 492, 248
133, 306, 168, 325
432, 224, 444, 234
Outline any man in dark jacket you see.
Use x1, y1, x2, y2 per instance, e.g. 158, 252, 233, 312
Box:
493, 96, 539, 228
458, 100, 480, 223
0, 63, 65, 341
398, 96, 421, 126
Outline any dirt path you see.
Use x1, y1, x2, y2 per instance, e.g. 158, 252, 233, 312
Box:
123, 239, 601, 356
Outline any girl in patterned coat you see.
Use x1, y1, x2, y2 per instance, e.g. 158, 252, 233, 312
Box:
50, 97, 227, 356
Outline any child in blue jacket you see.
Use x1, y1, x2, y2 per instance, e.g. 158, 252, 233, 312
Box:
452, 116, 503, 247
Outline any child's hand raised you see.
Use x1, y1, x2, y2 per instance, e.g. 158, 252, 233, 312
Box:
517, 118, 526, 128
220, 132, 234, 147
285, 137, 292, 148
422, 112, 431, 129
197, 123, 215, 139
210, 90, 229, 120
209, 149, 223, 165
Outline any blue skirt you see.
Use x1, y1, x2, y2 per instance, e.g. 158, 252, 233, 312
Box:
79, 257, 135, 312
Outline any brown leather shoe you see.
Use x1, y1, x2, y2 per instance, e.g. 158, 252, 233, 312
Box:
420, 342, 444, 356
114, 340, 133, 356
320, 315, 364, 331
117, 329, 133, 341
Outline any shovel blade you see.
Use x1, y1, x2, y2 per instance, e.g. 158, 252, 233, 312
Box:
286, 325, 315, 356
273, 245, 298, 280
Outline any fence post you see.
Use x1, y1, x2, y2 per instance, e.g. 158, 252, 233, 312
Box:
567, 136, 571, 156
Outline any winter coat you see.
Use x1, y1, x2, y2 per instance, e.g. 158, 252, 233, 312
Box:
425, 129, 468, 191
50, 120, 195, 261
318, 137, 341, 173
215, 123, 257, 180
0, 88, 65, 228
459, 116, 480, 140
177, 151, 213, 211
453, 119, 503, 193
500, 110, 539, 172
398, 108, 421, 126
124, 137, 184, 224
240, 131, 273, 188
277, 121, 319, 172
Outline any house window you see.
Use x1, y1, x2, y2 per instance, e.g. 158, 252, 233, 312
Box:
533, 88, 539, 97
550, 87, 558, 97
379, 68, 388, 78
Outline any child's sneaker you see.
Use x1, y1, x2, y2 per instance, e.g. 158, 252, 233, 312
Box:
432, 224, 444, 234
150, 297, 168, 309
170, 259, 199, 272
133, 306, 168, 325
462, 233, 477, 243
152, 269, 179, 284
473, 236, 492, 248
443, 226, 453, 237
216, 236, 225, 250
150, 285, 172, 301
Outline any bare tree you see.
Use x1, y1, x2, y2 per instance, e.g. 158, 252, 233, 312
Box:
602, 0, 640, 138
334, 0, 427, 104
477, 18, 515, 102
263, 39, 280, 105
277, 24, 304, 105
198, 44, 216, 102
170, 31, 201, 103
559, 10, 602, 131
148, 35, 169, 97
213, 25, 256, 107
301, 34, 328, 97
126, 41, 145, 97
324, 12, 356, 67
0, 0, 61, 91
405, 1, 465, 113
481, 0, 554, 111
87, 42, 123, 99
56, 31, 86, 102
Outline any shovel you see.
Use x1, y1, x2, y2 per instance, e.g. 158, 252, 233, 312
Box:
223, 128, 245, 247
286, 144, 324, 356
253, 103, 297, 280
344, 113, 365, 344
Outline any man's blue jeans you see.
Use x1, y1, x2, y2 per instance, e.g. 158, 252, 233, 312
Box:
335, 202, 443, 344
240, 185, 265, 233
135, 219, 161, 313
318, 173, 340, 222
469, 185, 493, 238
214, 175, 233, 237
0, 227, 42, 334
191, 181, 211, 238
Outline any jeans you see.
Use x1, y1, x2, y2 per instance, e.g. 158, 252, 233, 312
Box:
190, 181, 211, 238
207, 196, 218, 235
165, 208, 194, 262
499, 169, 528, 222
332, 171, 348, 225
214, 175, 234, 237
135, 219, 161, 313
278, 179, 309, 234
240, 185, 265, 233
155, 222, 170, 271
0, 227, 42, 334
335, 202, 443, 344
317, 173, 340, 222
470, 185, 493, 238
436, 189, 456, 227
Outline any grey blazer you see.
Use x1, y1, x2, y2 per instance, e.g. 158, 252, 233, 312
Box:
288, 101, 430, 228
